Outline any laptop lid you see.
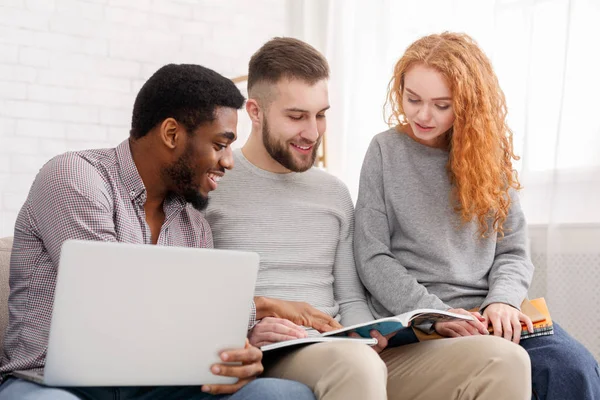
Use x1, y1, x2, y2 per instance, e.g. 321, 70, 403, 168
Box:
43, 240, 259, 387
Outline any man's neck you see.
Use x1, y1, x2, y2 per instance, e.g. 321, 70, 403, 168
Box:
242, 130, 292, 174
129, 138, 168, 213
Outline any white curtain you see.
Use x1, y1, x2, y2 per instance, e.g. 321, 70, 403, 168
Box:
294, 0, 600, 359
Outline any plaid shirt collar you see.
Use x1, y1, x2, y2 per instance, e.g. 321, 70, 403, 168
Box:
116, 139, 186, 212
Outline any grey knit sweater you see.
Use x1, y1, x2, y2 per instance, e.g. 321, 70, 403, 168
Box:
354, 128, 534, 320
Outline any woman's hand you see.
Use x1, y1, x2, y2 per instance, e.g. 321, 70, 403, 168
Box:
483, 302, 534, 344
434, 308, 488, 338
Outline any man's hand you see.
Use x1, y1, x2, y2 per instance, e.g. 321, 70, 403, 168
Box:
349, 330, 396, 354
248, 317, 308, 347
483, 302, 534, 344
434, 308, 488, 338
201, 339, 264, 395
255, 297, 342, 333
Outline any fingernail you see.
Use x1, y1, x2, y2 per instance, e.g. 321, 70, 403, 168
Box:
202, 386, 210, 393
221, 353, 229, 361
212, 366, 220, 374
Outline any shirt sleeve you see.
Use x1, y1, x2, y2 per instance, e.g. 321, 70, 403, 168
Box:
354, 137, 450, 314
480, 192, 534, 310
28, 154, 118, 267
247, 300, 258, 332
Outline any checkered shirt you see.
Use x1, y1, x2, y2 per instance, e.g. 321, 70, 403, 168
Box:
0, 140, 256, 383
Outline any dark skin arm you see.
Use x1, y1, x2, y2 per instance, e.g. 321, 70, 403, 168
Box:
255, 296, 343, 332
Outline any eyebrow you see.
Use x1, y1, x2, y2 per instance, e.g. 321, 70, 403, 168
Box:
405, 88, 452, 101
219, 131, 236, 141
285, 105, 331, 113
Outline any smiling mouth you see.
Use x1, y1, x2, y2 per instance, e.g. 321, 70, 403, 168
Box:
415, 122, 434, 130
291, 143, 313, 151
207, 172, 223, 190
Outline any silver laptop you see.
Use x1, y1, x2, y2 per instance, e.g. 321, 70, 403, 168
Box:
14, 240, 259, 387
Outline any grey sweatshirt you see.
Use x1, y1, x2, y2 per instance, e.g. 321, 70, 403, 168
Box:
205, 149, 374, 327
354, 128, 534, 320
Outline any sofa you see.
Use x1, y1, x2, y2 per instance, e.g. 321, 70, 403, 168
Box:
0, 236, 13, 356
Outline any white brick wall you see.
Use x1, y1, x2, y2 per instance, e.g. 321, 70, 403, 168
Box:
0, 0, 289, 236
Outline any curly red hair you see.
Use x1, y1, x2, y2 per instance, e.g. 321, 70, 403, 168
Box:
386, 32, 521, 236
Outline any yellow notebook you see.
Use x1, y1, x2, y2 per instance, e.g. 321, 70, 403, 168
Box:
519, 297, 554, 339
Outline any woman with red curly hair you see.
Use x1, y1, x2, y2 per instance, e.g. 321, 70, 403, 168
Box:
354, 32, 599, 400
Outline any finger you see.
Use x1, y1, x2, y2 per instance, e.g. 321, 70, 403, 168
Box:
452, 309, 486, 333
254, 329, 305, 342
348, 332, 360, 338
449, 323, 473, 337
311, 321, 333, 333
371, 330, 388, 349
321, 317, 343, 330
511, 316, 522, 344
202, 379, 250, 395
254, 333, 302, 346
454, 321, 477, 335
330, 320, 343, 329
460, 311, 488, 334
490, 314, 503, 338
211, 362, 264, 380
262, 318, 307, 335
311, 318, 341, 333
471, 311, 486, 322
468, 318, 489, 335
465, 322, 482, 336
434, 322, 450, 337
438, 325, 460, 338
311, 312, 343, 330
220, 346, 262, 364
436, 322, 466, 337
519, 312, 534, 334
257, 322, 307, 338
502, 316, 513, 341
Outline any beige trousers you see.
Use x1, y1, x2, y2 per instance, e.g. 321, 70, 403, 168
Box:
262, 335, 531, 400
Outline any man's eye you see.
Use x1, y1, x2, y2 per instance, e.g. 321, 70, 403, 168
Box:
214, 143, 227, 150
289, 115, 303, 121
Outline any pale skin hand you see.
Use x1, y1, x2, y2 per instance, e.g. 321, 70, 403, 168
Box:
483, 302, 534, 344
434, 308, 489, 338
248, 317, 308, 347
255, 296, 343, 333
201, 339, 264, 395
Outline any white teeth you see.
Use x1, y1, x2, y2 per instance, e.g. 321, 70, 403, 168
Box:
293, 144, 310, 150
208, 173, 222, 182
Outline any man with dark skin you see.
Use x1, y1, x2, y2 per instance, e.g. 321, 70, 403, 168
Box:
0, 64, 316, 400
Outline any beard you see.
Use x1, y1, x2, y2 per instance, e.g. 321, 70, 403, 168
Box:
162, 145, 209, 211
262, 118, 320, 173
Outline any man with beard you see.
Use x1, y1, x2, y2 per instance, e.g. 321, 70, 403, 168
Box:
205, 38, 532, 400
205, 37, 388, 400
0, 64, 316, 400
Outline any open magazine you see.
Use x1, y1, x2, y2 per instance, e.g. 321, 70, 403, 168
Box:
261, 308, 472, 352
322, 308, 473, 338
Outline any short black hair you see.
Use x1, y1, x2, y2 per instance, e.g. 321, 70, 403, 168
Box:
130, 64, 245, 139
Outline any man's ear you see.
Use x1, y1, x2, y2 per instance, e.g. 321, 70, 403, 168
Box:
246, 99, 263, 126
158, 118, 183, 150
